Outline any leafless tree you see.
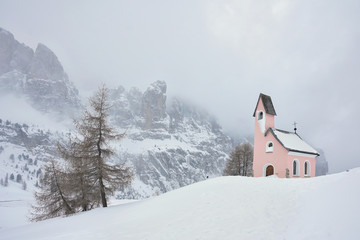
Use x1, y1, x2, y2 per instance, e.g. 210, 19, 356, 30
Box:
31, 85, 133, 221
30, 161, 74, 222
74, 85, 133, 207
223, 142, 253, 176
57, 137, 99, 212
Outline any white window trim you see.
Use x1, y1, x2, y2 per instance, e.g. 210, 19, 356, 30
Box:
293, 159, 300, 177
263, 163, 275, 177
266, 141, 274, 153
304, 160, 311, 177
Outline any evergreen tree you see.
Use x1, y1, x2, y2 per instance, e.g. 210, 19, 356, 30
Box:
30, 161, 74, 221
4, 173, 9, 187
22, 180, 27, 190
223, 142, 254, 176
16, 174, 22, 183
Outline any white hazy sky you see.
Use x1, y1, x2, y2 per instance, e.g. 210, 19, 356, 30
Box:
1, 0, 360, 173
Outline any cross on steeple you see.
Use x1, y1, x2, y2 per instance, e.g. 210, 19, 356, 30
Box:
293, 121, 297, 133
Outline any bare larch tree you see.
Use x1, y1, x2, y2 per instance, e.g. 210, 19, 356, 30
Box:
223, 142, 254, 176
57, 137, 99, 211
31, 85, 133, 221
30, 160, 74, 221
77, 85, 133, 207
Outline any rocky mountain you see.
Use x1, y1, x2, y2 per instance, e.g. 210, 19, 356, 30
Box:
0, 28, 81, 115
107, 81, 233, 198
0, 28, 234, 198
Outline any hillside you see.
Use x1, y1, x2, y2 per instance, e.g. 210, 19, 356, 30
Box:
1, 168, 359, 240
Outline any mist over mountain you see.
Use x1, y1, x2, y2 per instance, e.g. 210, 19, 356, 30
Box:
106, 81, 233, 197
0, 28, 236, 198
0, 27, 81, 116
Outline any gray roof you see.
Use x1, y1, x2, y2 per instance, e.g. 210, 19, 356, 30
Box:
253, 93, 277, 117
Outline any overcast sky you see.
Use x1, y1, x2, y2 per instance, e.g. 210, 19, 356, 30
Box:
1, 0, 360, 173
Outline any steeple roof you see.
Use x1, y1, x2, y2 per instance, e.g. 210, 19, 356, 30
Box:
253, 93, 277, 117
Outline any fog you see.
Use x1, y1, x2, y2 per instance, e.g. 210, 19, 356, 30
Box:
1, 0, 360, 173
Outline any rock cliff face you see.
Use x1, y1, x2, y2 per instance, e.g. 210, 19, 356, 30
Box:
141, 81, 167, 129
108, 81, 233, 198
0, 28, 81, 115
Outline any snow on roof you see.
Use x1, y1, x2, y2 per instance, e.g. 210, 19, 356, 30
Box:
269, 128, 319, 155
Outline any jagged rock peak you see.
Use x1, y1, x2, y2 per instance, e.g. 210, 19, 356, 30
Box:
0, 27, 13, 38
141, 81, 167, 129
0, 27, 34, 74
147, 80, 167, 94
0, 27, 81, 115
28, 43, 67, 81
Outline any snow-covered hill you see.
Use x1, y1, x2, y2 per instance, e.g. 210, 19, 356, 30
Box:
1, 168, 359, 240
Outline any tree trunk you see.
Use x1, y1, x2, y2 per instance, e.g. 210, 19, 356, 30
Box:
99, 177, 107, 207
52, 163, 73, 214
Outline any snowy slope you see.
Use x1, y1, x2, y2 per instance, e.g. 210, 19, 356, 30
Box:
0, 184, 34, 229
1, 168, 359, 240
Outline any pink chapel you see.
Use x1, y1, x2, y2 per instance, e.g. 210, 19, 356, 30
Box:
252, 93, 319, 178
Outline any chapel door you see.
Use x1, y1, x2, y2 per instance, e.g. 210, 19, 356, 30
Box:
266, 165, 274, 176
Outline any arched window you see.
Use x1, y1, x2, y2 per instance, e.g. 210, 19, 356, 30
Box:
258, 111, 264, 120
293, 159, 299, 176
304, 161, 310, 176
266, 141, 274, 152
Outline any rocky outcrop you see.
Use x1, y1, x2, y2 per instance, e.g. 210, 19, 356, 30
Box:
0, 28, 81, 115
141, 80, 167, 129
0, 28, 34, 74
28, 43, 67, 81
108, 81, 233, 198
0, 119, 58, 162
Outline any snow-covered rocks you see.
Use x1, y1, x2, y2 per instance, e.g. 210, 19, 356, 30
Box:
108, 82, 233, 198
0, 28, 81, 115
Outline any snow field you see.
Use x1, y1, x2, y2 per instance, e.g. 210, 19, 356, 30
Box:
0, 168, 359, 240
